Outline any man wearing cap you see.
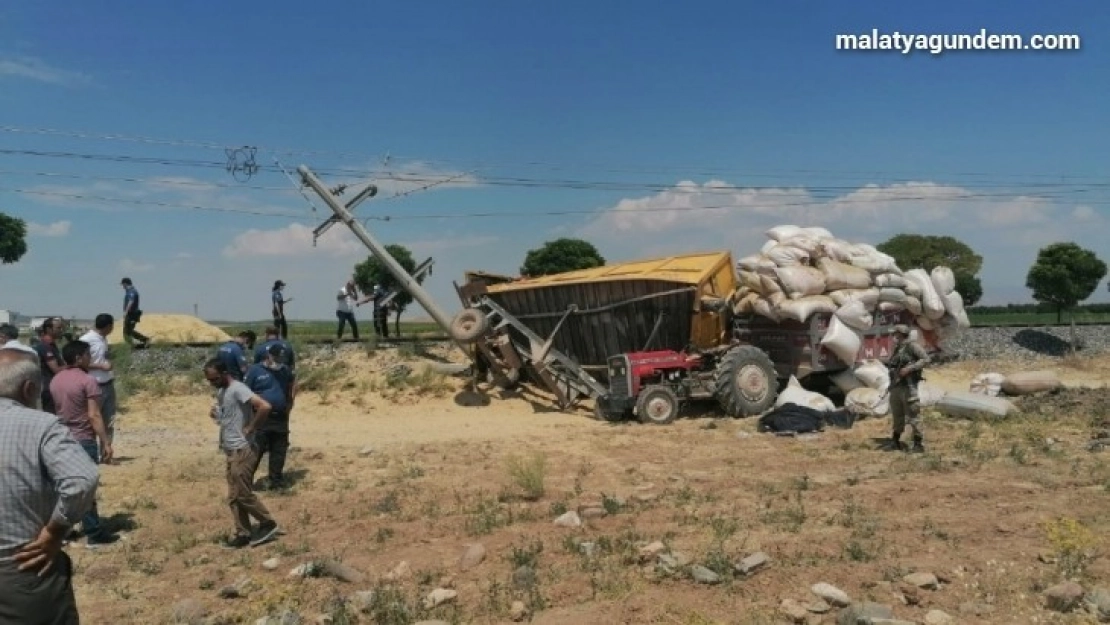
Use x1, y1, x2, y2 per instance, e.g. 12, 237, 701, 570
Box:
885, 324, 931, 453
271, 281, 290, 340
120, 278, 151, 349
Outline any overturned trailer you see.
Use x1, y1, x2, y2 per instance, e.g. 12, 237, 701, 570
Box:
458, 251, 738, 375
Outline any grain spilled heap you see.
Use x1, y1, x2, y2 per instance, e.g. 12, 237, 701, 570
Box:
106, 314, 231, 345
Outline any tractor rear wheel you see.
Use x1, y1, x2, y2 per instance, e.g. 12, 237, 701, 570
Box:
636, 385, 681, 425
714, 345, 777, 417
450, 309, 489, 342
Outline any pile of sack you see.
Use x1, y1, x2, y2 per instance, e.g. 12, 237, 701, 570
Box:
729, 224, 971, 366
970, 370, 1061, 397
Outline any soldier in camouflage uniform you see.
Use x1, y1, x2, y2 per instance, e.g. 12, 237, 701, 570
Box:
885, 324, 931, 453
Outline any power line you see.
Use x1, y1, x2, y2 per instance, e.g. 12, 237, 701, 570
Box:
3, 124, 1108, 183
3, 185, 1104, 223
0, 169, 295, 191
2, 149, 1107, 198
0, 187, 304, 218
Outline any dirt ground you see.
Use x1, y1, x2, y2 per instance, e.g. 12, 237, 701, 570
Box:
70, 346, 1110, 624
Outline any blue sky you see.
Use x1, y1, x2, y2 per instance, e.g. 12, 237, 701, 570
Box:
1, 1, 1107, 323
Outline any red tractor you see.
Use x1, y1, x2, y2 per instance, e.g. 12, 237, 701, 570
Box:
594, 345, 775, 425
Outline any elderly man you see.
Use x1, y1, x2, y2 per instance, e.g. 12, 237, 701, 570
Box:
0, 348, 100, 624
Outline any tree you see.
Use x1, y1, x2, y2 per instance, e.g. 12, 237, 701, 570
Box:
353, 244, 427, 336
520, 238, 606, 277
0, 212, 28, 264
876, 234, 984, 305
1025, 242, 1107, 323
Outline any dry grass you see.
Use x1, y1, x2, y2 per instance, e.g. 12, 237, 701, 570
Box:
70, 349, 1110, 624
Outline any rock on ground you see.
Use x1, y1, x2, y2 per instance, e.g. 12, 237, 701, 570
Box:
423, 588, 457, 609
811, 583, 851, 607
553, 510, 582, 527
902, 572, 939, 590
689, 565, 721, 585
459, 543, 486, 570
779, 598, 809, 623
836, 602, 893, 625
735, 551, 770, 576
1045, 581, 1085, 612
171, 599, 208, 624
924, 609, 954, 625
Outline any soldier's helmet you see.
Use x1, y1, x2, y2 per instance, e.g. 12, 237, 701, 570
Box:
892, 324, 911, 336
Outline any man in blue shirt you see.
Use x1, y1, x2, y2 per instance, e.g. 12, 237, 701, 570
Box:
271, 280, 290, 340
216, 331, 256, 381
120, 278, 151, 349
253, 327, 295, 372
245, 345, 297, 490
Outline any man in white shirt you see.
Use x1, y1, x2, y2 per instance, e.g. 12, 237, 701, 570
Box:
0, 324, 39, 359
335, 279, 360, 341
79, 314, 118, 446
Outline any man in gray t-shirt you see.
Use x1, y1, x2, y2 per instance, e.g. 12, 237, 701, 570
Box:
204, 358, 280, 549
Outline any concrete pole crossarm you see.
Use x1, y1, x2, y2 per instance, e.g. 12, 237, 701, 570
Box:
297, 165, 472, 358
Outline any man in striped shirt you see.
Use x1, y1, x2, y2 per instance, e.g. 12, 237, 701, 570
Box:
0, 348, 100, 624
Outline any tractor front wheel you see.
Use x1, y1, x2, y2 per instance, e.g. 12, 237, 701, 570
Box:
450, 309, 489, 342
635, 385, 681, 425
714, 345, 778, 417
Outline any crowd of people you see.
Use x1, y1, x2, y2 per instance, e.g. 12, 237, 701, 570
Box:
0, 278, 310, 623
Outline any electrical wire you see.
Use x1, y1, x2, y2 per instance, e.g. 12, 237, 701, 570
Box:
3, 124, 1108, 183
4, 185, 1104, 223
0, 187, 305, 218
1, 150, 1106, 198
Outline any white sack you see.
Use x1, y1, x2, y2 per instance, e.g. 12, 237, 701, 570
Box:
905, 268, 946, 320
775, 295, 836, 323
915, 315, 935, 331
820, 315, 862, 366
760, 239, 778, 255
902, 277, 923, 298
829, 288, 881, 308
942, 291, 972, 329
799, 226, 834, 240
853, 359, 890, 392
752, 297, 780, 322
780, 234, 822, 256
760, 275, 783, 296
874, 273, 907, 288
1001, 371, 1062, 396
738, 270, 764, 293
775, 375, 836, 412
846, 244, 902, 274
835, 300, 873, 331
935, 391, 1017, 419
766, 244, 811, 267
845, 387, 889, 417
930, 266, 956, 295
820, 239, 854, 262
830, 369, 865, 393
878, 288, 907, 303
738, 255, 763, 272
818, 257, 873, 291
970, 372, 1006, 397
918, 382, 946, 407
732, 292, 759, 315
878, 301, 906, 313
903, 295, 923, 316
766, 225, 803, 242
775, 266, 827, 299
767, 290, 786, 307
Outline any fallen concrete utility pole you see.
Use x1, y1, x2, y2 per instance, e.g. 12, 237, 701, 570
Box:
297, 165, 473, 358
